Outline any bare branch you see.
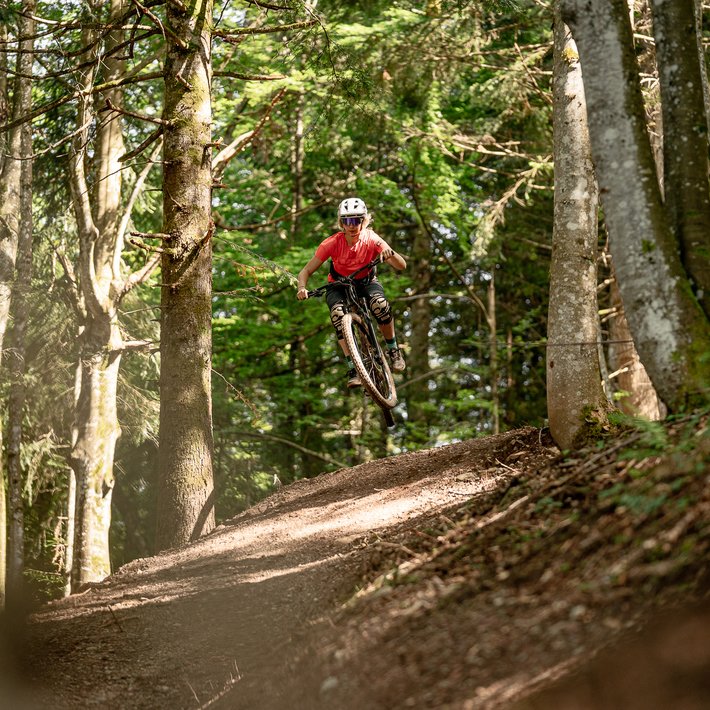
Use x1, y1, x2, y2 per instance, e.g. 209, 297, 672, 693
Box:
130, 230, 172, 240
53, 246, 86, 320
232, 429, 348, 469
116, 142, 163, 279
101, 97, 170, 126
1, 71, 163, 134
127, 237, 169, 254
118, 126, 163, 162
120, 252, 161, 298
243, 0, 295, 10
214, 70, 286, 81
212, 87, 287, 179
129, 0, 188, 49
213, 18, 318, 42
112, 338, 159, 353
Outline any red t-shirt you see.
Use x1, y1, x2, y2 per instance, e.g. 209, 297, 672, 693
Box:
315, 229, 387, 282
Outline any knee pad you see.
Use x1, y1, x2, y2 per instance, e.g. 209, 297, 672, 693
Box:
369, 294, 392, 325
330, 302, 346, 339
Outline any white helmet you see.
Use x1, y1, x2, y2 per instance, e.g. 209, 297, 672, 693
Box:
338, 197, 368, 220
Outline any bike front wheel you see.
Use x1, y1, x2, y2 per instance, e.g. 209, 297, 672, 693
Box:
342, 312, 397, 409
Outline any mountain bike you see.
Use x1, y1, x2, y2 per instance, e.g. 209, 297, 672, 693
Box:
307, 256, 398, 428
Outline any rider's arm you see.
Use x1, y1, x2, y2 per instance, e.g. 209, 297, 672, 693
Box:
380, 243, 407, 271
296, 256, 324, 299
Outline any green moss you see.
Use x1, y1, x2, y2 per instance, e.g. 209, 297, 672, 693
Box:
570, 404, 619, 449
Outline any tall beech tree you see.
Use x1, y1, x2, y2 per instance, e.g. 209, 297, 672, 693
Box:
155, 0, 216, 551
603, 1, 663, 420
547, 11, 610, 449
66, 0, 160, 587
560, 0, 710, 410
67, 2, 123, 587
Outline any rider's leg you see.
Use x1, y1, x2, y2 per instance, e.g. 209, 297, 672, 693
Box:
363, 281, 406, 372
325, 289, 348, 344
326, 288, 360, 386
378, 321, 395, 340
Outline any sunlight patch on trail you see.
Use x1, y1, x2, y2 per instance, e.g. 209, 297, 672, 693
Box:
291, 493, 443, 540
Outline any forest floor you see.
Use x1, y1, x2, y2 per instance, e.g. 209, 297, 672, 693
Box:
3, 417, 710, 709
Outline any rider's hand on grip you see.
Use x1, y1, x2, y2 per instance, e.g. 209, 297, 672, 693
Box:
297, 287, 308, 300
380, 248, 394, 263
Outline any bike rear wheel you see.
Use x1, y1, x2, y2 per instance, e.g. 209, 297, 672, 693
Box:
342, 313, 397, 410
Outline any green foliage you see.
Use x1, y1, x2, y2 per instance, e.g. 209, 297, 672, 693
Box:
598, 483, 668, 517
608, 411, 670, 458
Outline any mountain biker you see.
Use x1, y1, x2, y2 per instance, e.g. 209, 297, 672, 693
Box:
296, 197, 407, 388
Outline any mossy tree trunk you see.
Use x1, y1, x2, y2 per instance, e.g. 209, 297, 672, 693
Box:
155, 0, 216, 551
5, 1, 35, 608
547, 11, 611, 450
650, 0, 710, 320
560, 0, 710, 410
0, 0, 34, 608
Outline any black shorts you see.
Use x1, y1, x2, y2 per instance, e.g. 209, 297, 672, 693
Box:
325, 278, 386, 312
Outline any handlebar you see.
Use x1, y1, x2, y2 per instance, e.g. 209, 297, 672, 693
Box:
304, 255, 384, 299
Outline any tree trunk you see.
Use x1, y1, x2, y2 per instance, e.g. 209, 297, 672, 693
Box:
290, 93, 304, 240
64, 466, 77, 598
67, 0, 126, 587
488, 274, 500, 435
0, 0, 35, 608
156, 0, 216, 551
602, 1, 663, 416
650, 0, 710, 320
0, 23, 8, 173
406, 227, 432, 443
560, 0, 710, 410
0, 8, 32, 355
6, 69, 34, 610
694, 0, 710, 127
547, 10, 610, 450
71, 343, 120, 586
608, 281, 664, 419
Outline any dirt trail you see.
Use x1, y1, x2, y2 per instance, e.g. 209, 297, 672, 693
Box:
16, 430, 526, 709
5, 424, 709, 709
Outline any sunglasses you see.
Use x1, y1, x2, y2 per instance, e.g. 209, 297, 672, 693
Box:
342, 216, 364, 226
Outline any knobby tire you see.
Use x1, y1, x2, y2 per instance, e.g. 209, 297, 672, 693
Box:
342, 313, 397, 411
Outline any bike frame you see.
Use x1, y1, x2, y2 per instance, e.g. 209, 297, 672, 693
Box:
306, 256, 382, 326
